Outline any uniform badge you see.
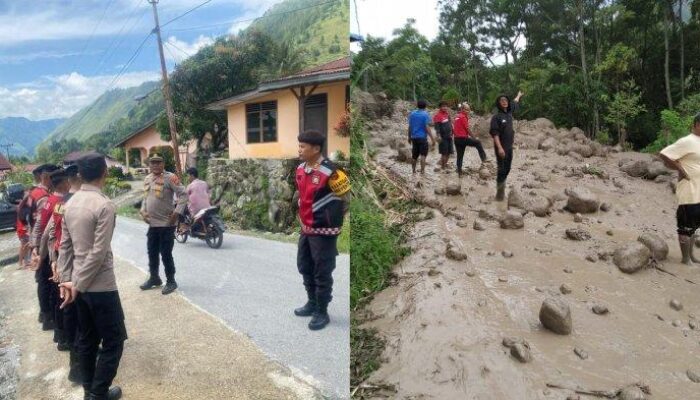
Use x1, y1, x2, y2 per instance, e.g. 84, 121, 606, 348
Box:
312, 175, 320, 185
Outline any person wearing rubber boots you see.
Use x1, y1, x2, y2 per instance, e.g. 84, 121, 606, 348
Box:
57, 153, 125, 400
139, 154, 187, 295
490, 91, 523, 201
294, 130, 351, 331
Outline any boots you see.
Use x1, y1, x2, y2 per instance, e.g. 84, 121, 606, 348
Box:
680, 235, 694, 265
161, 280, 178, 295
139, 276, 163, 290
41, 313, 55, 331
308, 302, 330, 331
495, 182, 506, 201
294, 294, 317, 317
68, 351, 83, 384
86, 386, 122, 400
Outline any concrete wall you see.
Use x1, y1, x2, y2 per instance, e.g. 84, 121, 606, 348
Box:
227, 81, 350, 160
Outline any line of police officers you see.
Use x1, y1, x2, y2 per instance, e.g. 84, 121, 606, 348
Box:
18, 132, 349, 398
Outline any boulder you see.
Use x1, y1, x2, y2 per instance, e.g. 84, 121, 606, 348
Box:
613, 242, 651, 273
397, 146, 412, 162
446, 239, 468, 261
445, 182, 462, 195
500, 211, 524, 230
645, 161, 671, 179
637, 233, 669, 261
565, 187, 600, 214
507, 189, 552, 217
620, 160, 650, 178
539, 297, 573, 335
473, 220, 486, 231
539, 137, 558, 152
618, 385, 647, 400
566, 228, 591, 241
510, 343, 532, 363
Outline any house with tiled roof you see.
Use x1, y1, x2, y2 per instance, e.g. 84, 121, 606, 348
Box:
206, 56, 350, 159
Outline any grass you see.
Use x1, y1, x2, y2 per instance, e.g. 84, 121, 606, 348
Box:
117, 204, 140, 219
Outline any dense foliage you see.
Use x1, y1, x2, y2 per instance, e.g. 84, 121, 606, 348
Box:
353, 0, 700, 150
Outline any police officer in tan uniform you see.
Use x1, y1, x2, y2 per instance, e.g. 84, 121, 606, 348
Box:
57, 152, 124, 400
139, 154, 187, 295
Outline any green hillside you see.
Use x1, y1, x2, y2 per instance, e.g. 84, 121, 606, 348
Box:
0, 117, 64, 156
248, 0, 349, 66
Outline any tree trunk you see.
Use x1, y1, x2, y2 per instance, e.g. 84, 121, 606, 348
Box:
577, 0, 592, 137
680, 0, 685, 100
663, 3, 673, 109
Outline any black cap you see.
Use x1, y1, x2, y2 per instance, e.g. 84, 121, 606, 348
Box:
49, 169, 69, 187
76, 152, 107, 182
33, 163, 59, 175
298, 130, 325, 146
65, 164, 79, 177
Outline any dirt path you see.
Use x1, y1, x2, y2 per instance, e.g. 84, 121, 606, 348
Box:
360, 105, 700, 399
0, 256, 318, 400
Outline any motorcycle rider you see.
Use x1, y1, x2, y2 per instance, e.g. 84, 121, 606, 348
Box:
183, 167, 211, 234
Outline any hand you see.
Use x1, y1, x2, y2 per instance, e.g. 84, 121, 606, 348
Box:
169, 212, 179, 226
680, 170, 690, 182
59, 282, 78, 309
497, 148, 506, 159
517, 90, 524, 98
140, 211, 150, 224
50, 261, 58, 283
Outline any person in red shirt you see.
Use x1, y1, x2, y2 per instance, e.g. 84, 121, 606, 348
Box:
453, 102, 487, 176
433, 101, 454, 171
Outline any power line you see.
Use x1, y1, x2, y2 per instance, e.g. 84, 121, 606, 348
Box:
93, 0, 148, 75
165, 40, 192, 60
161, 0, 214, 28
353, 0, 361, 36
69, 0, 116, 73
165, 0, 341, 33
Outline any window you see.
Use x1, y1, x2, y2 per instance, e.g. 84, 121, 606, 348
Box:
246, 101, 277, 143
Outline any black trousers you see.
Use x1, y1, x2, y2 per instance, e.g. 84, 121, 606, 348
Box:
50, 281, 64, 343
297, 234, 338, 307
75, 291, 127, 396
147, 226, 176, 281
454, 137, 486, 172
677, 203, 700, 236
35, 255, 52, 317
496, 147, 514, 184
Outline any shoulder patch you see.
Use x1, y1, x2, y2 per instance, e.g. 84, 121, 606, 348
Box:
329, 170, 351, 196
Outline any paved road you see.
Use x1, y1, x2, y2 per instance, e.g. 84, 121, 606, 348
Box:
112, 217, 349, 399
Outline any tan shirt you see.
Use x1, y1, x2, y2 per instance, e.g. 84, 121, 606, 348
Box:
57, 184, 117, 292
140, 172, 187, 227
29, 184, 49, 248
661, 133, 700, 205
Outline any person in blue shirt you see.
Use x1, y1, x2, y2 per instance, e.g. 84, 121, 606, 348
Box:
407, 99, 436, 174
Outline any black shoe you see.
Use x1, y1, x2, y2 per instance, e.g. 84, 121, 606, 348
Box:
139, 276, 163, 290
294, 301, 317, 317
162, 281, 178, 295
42, 317, 55, 331
68, 351, 82, 385
57, 342, 70, 352
308, 311, 330, 331
87, 386, 122, 400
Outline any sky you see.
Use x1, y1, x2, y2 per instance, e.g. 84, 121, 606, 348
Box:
350, 0, 440, 53
0, 0, 281, 120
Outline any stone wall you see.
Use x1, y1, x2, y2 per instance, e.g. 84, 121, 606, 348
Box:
207, 158, 299, 233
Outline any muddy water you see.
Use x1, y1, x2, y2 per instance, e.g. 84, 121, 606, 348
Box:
362, 130, 700, 399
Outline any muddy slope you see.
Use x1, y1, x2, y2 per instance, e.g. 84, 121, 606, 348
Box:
360, 99, 700, 399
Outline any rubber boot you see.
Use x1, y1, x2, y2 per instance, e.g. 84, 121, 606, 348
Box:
689, 236, 700, 263
680, 235, 693, 265
495, 182, 506, 202
308, 302, 330, 331
294, 292, 317, 317
139, 276, 163, 290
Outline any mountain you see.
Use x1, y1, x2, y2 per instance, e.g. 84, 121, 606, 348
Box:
41, 0, 348, 152
249, 0, 349, 66
0, 117, 65, 156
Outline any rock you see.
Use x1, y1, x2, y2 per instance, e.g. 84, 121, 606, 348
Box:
502, 337, 526, 348
637, 233, 669, 261
620, 159, 650, 178
446, 240, 468, 261
645, 161, 671, 179
613, 242, 651, 273
446, 182, 462, 195
566, 228, 591, 241
673, 319, 682, 327
690, 320, 698, 330
508, 188, 552, 217
539, 297, 573, 335
574, 213, 583, 223
600, 202, 611, 212
466, 270, 477, 277
687, 369, 700, 383
563, 268, 573, 274
478, 208, 501, 221
565, 187, 600, 214
539, 137, 558, 151
510, 343, 532, 363
592, 304, 609, 315
573, 347, 588, 360
397, 146, 412, 162
560, 284, 572, 294
670, 299, 683, 311
434, 187, 446, 195
586, 253, 598, 262
618, 385, 647, 400
498, 277, 509, 283
457, 220, 469, 228
502, 251, 513, 258
473, 220, 486, 231
500, 211, 525, 230
606, 230, 614, 236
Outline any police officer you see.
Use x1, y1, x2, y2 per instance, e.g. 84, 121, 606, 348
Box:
139, 154, 187, 295
294, 130, 351, 330
57, 152, 125, 400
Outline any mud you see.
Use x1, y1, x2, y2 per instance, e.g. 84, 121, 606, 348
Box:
360, 105, 700, 399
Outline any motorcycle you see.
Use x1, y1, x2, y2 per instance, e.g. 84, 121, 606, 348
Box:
176, 206, 226, 249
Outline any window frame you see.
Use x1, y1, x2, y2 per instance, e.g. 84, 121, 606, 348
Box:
245, 101, 278, 144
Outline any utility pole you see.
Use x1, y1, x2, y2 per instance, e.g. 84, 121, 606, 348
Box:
0, 143, 13, 161
148, 0, 183, 176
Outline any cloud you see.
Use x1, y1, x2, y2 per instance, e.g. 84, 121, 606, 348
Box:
164, 35, 215, 62
0, 70, 160, 120
0, 50, 101, 65
351, 0, 440, 42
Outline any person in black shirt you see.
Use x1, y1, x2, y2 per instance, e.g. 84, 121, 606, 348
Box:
490, 91, 523, 201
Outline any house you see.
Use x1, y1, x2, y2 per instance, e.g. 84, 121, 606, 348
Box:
206, 56, 351, 160
113, 118, 197, 171
63, 152, 126, 172
0, 154, 12, 172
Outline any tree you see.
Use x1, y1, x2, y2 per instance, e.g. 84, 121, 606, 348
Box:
603, 80, 646, 148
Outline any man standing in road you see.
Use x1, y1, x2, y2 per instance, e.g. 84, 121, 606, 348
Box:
139, 154, 187, 295
294, 130, 351, 331
408, 99, 436, 175
57, 152, 125, 400
660, 113, 700, 265
433, 101, 454, 172
490, 91, 523, 201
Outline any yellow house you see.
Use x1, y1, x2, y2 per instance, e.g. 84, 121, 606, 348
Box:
114, 118, 197, 171
206, 57, 350, 159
